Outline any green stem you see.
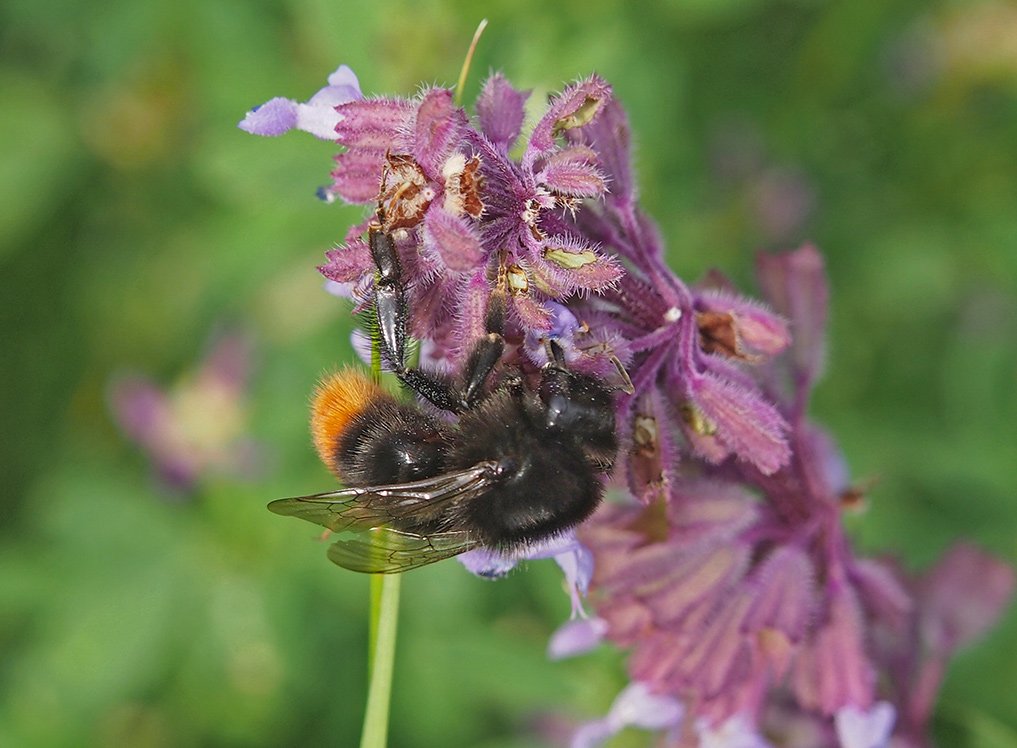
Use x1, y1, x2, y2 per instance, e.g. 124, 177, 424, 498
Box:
360, 572, 401, 748
367, 573, 382, 671
455, 18, 488, 106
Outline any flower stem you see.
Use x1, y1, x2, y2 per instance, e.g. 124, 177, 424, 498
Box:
455, 18, 488, 106
359, 572, 401, 748
361, 295, 399, 748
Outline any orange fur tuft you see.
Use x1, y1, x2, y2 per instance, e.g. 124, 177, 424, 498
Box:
310, 369, 384, 475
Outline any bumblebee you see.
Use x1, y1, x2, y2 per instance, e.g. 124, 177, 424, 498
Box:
269, 223, 618, 573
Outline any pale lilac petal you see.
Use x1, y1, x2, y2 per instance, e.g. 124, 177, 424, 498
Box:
324, 279, 354, 299
323, 64, 360, 95
458, 548, 517, 578
554, 541, 595, 616
523, 301, 582, 367
548, 617, 608, 660
608, 682, 684, 731
238, 97, 299, 136
698, 714, 774, 748
524, 530, 587, 560
835, 702, 896, 748
570, 719, 615, 748
572, 682, 683, 748
350, 329, 373, 367
476, 72, 529, 151
239, 65, 362, 139
294, 102, 344, 140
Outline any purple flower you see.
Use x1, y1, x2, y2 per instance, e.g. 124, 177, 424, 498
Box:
238, 65, 362, 139
563, 103, 792, 476
315, 74, 623, 362
243, 62, 1013, 748
109, 332, 261, 492
577, 243, 1012, 742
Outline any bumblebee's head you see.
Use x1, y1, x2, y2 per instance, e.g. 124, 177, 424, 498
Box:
538, 365, 617, 461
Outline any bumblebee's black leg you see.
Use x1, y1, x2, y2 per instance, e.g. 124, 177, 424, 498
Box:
369, 223, 406, 369
459, 287, 506, 407
370, 224, 504, 413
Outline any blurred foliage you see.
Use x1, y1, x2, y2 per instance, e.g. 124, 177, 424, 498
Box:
1, 0, 1016, 746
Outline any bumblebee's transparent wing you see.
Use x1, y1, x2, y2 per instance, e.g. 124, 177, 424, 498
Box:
267, 460, 501, 533
327, 527, 479, 574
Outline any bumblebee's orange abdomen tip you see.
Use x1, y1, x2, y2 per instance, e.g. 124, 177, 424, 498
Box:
310, 369, 384, 472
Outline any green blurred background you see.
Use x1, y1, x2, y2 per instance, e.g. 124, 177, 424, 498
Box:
2, 0, 1016, 745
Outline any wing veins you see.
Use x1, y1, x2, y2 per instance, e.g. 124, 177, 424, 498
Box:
267, 460, 500, 533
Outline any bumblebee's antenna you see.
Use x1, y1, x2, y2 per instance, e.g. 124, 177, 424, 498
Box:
548, 340, 567, 368
610, 355, 635, 394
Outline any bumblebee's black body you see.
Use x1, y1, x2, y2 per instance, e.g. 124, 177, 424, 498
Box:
270, 221, 617, 573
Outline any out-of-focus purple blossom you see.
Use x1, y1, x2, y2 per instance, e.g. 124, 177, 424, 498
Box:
238, 65, 362, 139
918, 543, 1015, 653
756, 244, 828, 399
109, 333, 261, 493
579, 243, 1012, 744
864, 544, 1014, 746
571, 682, 683, 748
